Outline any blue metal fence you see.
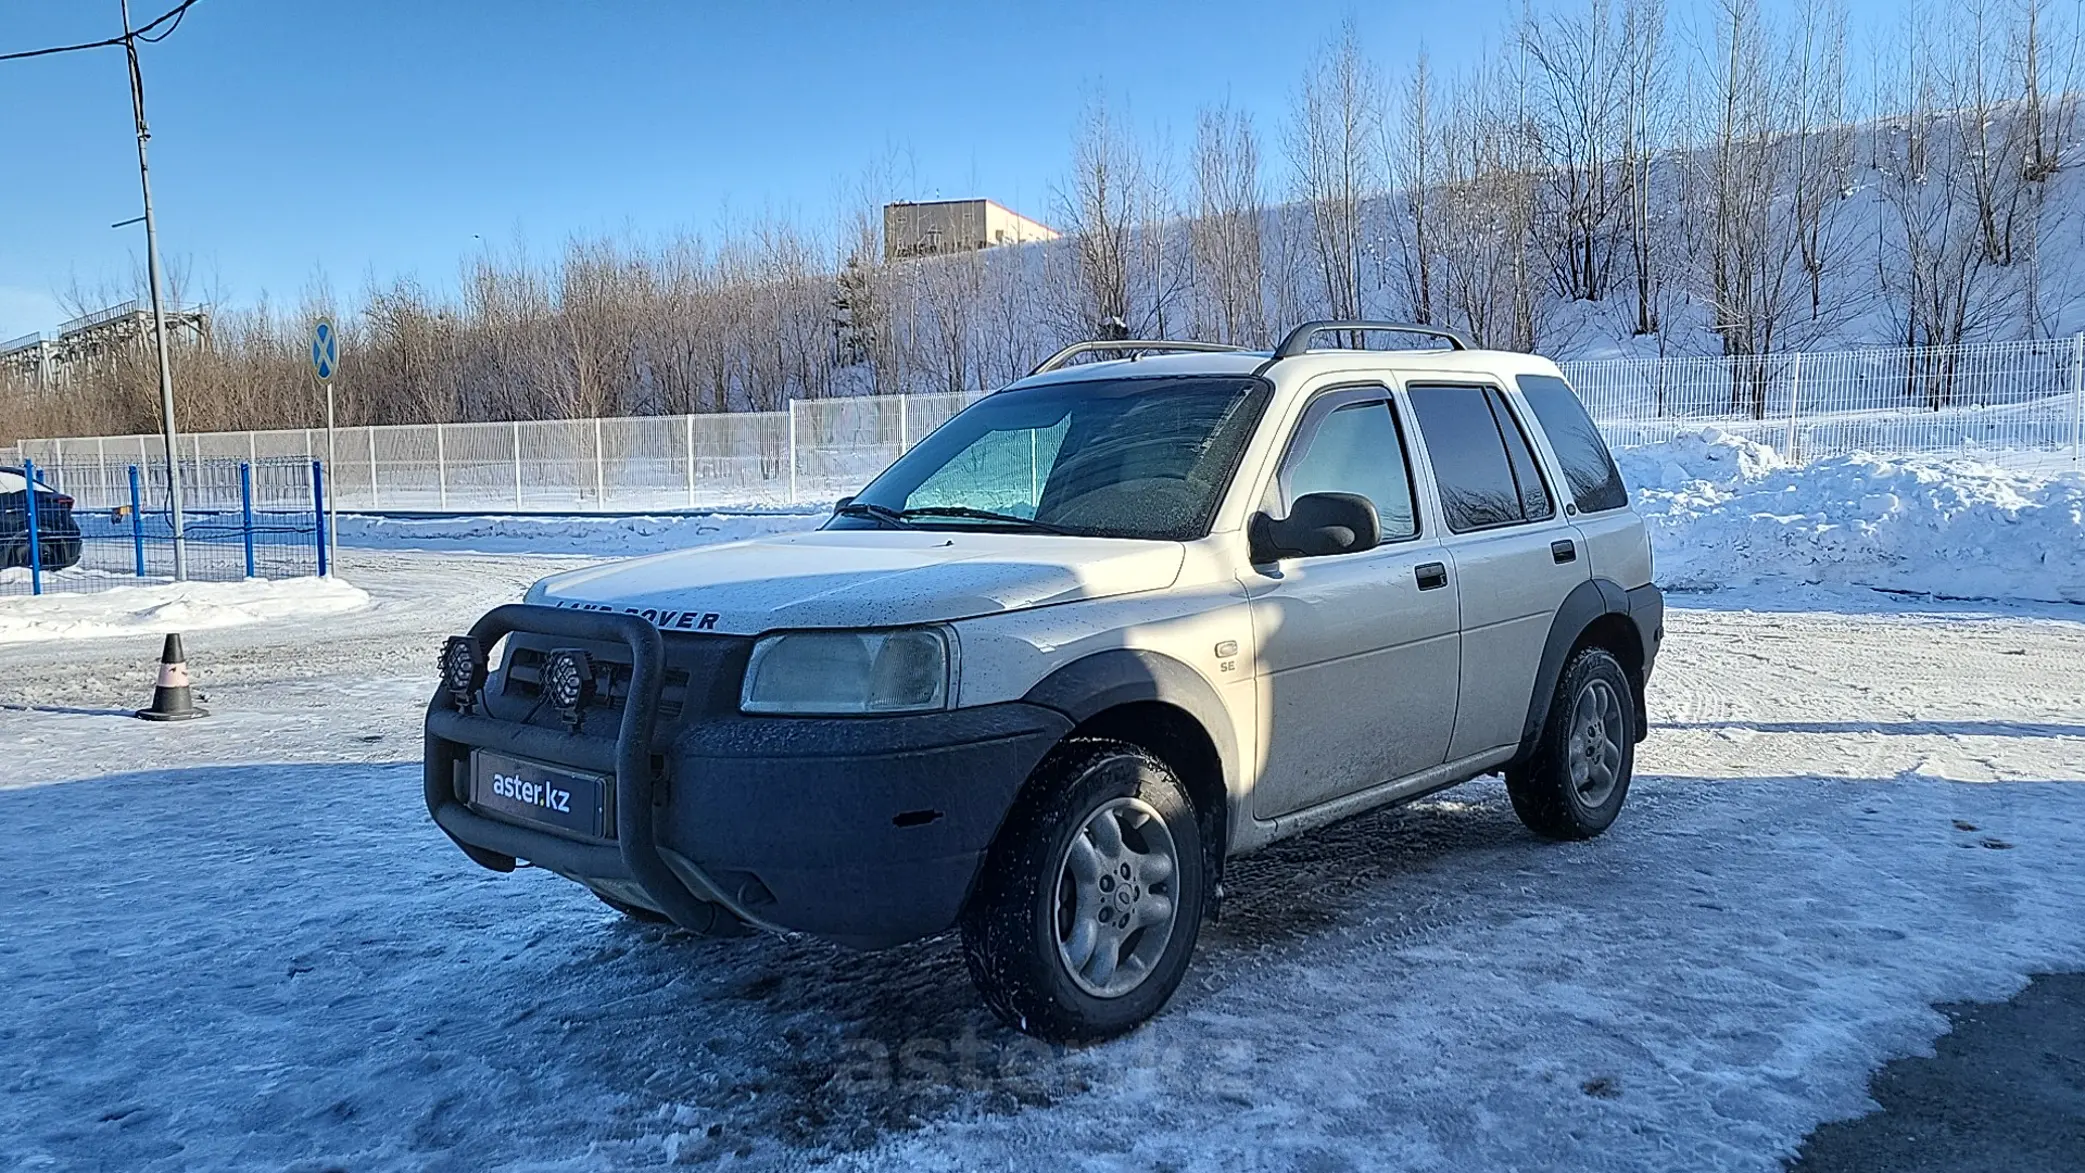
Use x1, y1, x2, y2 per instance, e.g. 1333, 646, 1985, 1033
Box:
2, 455, 333, 597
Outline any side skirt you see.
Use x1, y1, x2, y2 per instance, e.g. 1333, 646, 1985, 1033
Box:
1232, 745, 1519, 855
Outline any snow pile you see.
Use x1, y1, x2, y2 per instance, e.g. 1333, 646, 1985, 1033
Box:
1616, 427, 1789, 491
335, 509, 824, 556
1621, 429, 2085, 603
0, 576, 371, 644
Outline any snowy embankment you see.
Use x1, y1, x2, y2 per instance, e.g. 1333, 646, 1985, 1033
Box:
1619, 432, 2085, 604
0, 576, 370, 644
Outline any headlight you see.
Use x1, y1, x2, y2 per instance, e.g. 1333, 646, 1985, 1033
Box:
741, 628, 952, 715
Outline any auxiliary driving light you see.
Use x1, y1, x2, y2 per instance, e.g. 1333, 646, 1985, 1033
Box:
440, 636, 486, 708
543, 648, 596, 723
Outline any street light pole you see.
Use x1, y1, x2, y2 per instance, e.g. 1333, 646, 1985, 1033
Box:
120, 0, 187, 580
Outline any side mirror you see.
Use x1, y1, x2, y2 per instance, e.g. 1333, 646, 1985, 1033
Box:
1250, 492, 1382, 563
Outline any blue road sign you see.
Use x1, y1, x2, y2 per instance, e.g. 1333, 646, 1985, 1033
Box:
311, 320, 339, 380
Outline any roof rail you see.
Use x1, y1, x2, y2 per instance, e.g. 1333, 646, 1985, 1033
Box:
1269, 320, 1475, 361
1028, 339, 1246, 377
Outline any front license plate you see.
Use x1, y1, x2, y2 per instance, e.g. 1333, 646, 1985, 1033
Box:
469, 751, 612, 839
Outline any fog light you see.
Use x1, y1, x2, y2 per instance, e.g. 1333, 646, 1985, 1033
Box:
543, 648, 595, 724
440, 636, 486, 708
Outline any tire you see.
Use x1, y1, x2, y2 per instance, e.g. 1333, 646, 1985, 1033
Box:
1507, 646, 1637, 841
961, 738, 1207, 1043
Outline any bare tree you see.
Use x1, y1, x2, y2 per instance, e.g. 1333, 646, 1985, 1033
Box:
1519, 0, 1630, 304
1052, 97, 1190, 343
1689, 0, 1849, 412
2016, 0, 2085, 332
1387, 50, 1438, 325
1619, 0, 1672, 335
1057, 98, 1140, 339
1190, 102, 1269, 344
1428, 62, 1544, 349
978, 242, 1049, 386
1873, 0, 2028, 402
1288, 20, 1383, 322
832, 159, 909, 396
1782, 0, 1855, 324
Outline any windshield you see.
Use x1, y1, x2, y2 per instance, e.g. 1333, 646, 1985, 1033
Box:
830, 375, 1272, 541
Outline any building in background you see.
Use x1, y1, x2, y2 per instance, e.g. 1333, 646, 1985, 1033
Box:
0, 299, 210, 393
882, 199, 1058, 260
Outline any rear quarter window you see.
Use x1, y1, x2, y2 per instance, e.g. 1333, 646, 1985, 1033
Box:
1516, 373, 1629, 513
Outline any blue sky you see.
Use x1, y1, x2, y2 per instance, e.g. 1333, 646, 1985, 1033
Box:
1, 0, 1900, 339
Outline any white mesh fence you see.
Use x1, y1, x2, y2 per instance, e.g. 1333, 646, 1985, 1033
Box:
19, 338, 2084, 513
1567, 337, 2085, 471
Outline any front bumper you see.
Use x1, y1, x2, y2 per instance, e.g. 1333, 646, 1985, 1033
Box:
663, 703, 1071, 947
424, 605, 1070, 949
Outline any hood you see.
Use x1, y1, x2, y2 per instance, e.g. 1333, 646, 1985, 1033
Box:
523, 529, 1186, 635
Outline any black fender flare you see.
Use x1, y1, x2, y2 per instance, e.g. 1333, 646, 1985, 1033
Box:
1512, 578, 1655, 766
1020, 647, 1240, 848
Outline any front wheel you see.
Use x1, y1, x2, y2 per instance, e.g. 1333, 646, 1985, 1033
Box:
961, 739, 1206, 1043
1506, 646, 1637, 840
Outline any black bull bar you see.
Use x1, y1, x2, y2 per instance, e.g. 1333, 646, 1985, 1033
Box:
423, 603, 730, 931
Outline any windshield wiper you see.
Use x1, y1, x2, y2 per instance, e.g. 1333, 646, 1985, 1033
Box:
898, 506, 1076, 535
834, 500, 917, 529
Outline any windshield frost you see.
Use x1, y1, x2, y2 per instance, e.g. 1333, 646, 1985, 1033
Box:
834, 375, 1272, 541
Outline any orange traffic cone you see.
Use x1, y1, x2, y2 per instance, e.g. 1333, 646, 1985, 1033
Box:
135, 633, 208, 722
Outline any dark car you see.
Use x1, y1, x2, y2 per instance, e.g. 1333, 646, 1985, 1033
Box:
0, 466, 83, 571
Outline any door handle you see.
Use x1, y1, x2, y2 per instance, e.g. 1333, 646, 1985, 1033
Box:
1551, 539, 1577, 564
1415, 562, 1448, 591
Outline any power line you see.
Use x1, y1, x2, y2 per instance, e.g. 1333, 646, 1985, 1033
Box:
0, 0, 200, 63
135, 2, 194, 42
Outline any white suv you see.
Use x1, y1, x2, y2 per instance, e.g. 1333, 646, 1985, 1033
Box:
423, 321, 1664, 1042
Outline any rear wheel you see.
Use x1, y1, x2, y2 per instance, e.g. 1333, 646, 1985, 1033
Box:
962, 739, 1206, 1043
1507, 646, 1636, 840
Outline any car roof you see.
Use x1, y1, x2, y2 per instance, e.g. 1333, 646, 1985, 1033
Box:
0, 466, 55, 489
1005, 346, 1566, 391
1009, 351, 1273, 386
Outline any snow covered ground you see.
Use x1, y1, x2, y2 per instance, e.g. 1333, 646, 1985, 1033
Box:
2, 450, 2082, 1171
1, 551, 2083, 1170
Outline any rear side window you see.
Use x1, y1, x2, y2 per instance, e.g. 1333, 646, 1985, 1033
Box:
1489, 393, 1554, 522
1279, 398, 1419, 540
1405, 384, 1555, 533
1517, 373, 1628, 512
